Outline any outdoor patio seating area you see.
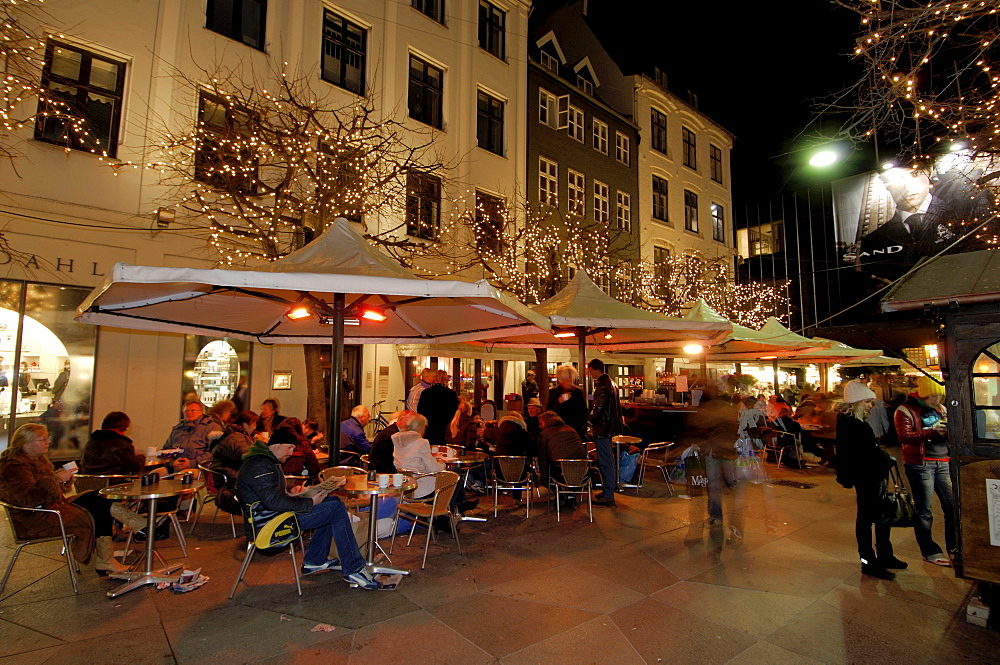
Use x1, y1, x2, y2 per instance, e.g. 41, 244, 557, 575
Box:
2, 458, 996, 665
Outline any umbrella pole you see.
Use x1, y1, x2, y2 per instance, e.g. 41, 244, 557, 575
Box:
772, 359, 780, 396
329, 292, 345, 466
578, 326, 588, 394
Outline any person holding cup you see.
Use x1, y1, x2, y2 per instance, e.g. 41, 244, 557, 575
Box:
0, 424, 128, 574
894, 377, 956, 566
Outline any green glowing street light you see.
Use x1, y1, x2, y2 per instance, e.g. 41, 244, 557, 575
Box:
808, 149, 839, 167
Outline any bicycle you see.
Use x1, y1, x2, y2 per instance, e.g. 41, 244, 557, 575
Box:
365, 399, 389, 438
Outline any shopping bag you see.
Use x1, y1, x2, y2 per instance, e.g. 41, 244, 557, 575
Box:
684, 453, 708, 497
879, 466, 916, 527
619, 451, 639, 484
735, 450, 767, 484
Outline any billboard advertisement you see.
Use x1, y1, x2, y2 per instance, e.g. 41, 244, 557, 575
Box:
833, 152, 998, 280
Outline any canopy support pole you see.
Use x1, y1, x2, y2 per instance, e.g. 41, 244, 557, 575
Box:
773, 359, 780, 395
578, 326, 588, 394
328, 292, 345, 466
535, 348, 549, 407
474, 358, 483, 409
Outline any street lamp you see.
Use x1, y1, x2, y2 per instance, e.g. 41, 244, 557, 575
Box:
808, 149, 839, 167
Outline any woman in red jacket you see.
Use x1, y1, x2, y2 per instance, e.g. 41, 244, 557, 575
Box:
893, 377, 954, 566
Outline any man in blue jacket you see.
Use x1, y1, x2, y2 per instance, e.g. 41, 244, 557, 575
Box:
237, 438, 379, 589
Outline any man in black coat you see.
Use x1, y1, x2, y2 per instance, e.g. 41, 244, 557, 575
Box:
587, 359, 624, 506
370, 410, 416, 473
417, 370, 459, 446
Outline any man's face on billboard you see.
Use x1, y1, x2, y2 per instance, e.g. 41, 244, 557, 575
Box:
883, 169, 931, 213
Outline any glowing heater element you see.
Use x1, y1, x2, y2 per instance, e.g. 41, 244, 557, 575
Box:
553, 331, 576, 338
683, 344, 704, 354
286, 306, 312, 320
760, 355, 778, 360
604, 332, 613, 339
360, 308, 388, 322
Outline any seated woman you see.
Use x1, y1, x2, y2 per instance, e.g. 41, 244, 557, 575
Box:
494, 412, 533, 459
302, 418, 324, 449
445, 399, 479, 451
392, 414, 445, 499
0, 424, 127, 574
211, 410, 257, 478
80, 411, 150, 535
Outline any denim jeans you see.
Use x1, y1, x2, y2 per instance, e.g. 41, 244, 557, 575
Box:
706, 453, 743, 533
594, 437, 616, 499
904, 460, 956, 557
296, 496, 366, 574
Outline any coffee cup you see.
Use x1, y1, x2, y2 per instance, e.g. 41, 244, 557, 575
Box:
392, 473, 405, 487
141, 473, 156, 486
181, 472, 194, 485
377, 474, 390, 489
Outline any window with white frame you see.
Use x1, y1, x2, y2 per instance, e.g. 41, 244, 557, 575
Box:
576, 75, 593, 96
711, 202, 726, 243
684, 189, 699, 232
616, 191, 631, 232
539, 50, 558, 74
567, 170, 585, 216
652, 175, 668, 223
539, 156, 558, 207
592, 118, 608, 154
593, 180, 610, 223
615, 131, 630, 166
567, 105, 584, 142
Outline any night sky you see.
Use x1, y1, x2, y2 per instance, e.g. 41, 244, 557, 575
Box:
583, 0, 865, 207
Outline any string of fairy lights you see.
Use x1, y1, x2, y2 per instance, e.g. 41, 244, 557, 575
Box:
846, 0, 1000, 245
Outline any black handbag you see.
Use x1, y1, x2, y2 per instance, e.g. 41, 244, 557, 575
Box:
880, 466, 916, 527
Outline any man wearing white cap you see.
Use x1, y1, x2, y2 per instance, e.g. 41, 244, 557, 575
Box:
836, 380, 904, 580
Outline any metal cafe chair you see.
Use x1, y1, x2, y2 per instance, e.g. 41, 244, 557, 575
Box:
550, 459, 593, 523
634, 443, 682, 497
190, 464, 237, 537
229, 509, 304, 599
389, 470, 462, 569
0, 499, 80, 596
318, 466, 366, 510
491, 455, 533, 518
611, 435, 643, 492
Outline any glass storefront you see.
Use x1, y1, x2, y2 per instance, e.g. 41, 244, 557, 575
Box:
182, 335, 252, 409
0, 281, 96, 453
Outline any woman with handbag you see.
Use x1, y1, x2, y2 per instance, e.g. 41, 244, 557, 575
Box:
835, 381, 905, 580
893, 377, 955, 566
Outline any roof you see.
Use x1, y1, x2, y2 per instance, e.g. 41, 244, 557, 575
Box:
882, 249, 1000, 312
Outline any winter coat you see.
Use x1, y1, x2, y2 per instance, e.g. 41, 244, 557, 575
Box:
391, 430, 445, 497
80, 430, 145, 476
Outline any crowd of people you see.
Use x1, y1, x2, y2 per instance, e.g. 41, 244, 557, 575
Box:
0, 365, 956, 587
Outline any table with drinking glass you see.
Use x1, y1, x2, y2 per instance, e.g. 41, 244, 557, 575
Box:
98, 476, 203, 598
335, 474, 417, 576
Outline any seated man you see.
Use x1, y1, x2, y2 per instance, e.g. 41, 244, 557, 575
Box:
536, 410, 587, 489
237, 436, 380, 589
370, 411, 415, 474
80, 411, 149, 535
340, 405, 372, 455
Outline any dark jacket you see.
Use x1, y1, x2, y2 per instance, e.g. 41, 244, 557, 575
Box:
495, 418, 533, 457
340, 416, 371, 454
446, 413, 479, 450
417, 384, 460, 445
537, 415, 587, 486
679, 397, 738, 460
370, 423, 399, 473
589, 373, 623, 440
835, 413, 894, 489
894, 395, 948, 465
81, 430, 145, 476
237, 442, 313, 532
546, 384, 589, 440
210, 424, 252, 478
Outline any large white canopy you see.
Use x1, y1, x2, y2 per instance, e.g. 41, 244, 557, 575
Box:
466, 272, 731, 351
76, 218, 550, 345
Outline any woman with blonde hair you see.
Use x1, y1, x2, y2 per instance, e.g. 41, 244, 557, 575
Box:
446, 399, 478, 450
836, 381, 903, 580
0, 424, 127, 574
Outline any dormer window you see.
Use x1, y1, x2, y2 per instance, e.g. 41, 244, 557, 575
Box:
540, 50, 558, 74
577, 75, 593, 96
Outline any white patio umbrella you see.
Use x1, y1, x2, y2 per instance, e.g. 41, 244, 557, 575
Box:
466, 272, 732, 375
76, 218, 550, 461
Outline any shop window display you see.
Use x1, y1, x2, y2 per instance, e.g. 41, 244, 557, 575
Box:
182, 335, 251, 408
972, 341, 1000, 440
0, 282, 95, 453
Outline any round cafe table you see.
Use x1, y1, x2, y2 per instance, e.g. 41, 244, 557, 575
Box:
335, 475, 417, 576
99, 476, 202, 598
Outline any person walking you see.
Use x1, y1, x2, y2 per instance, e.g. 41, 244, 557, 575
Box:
894, 377, 955, 566
836, 380, 904, 580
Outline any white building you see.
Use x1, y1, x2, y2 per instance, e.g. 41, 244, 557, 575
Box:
0, 0, 530, 450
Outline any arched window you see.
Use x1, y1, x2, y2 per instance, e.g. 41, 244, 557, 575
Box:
971, 342, 1000, 440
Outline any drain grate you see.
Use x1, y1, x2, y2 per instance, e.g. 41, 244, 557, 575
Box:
768, 479, 818, 489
